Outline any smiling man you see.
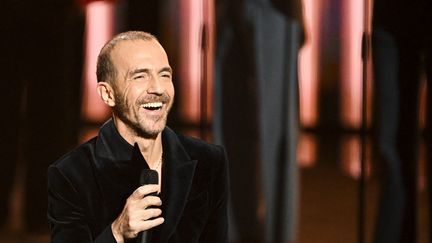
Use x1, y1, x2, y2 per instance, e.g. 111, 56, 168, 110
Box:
47, 31, 229, 243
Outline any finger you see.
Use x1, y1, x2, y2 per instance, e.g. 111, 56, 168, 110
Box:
136, 217, 165, 232
142, 208, 162, 220
130, 185, 159, 200
138, 195, 162, 208
126, 208, 162, 228
126, 207, 162, 220
124, 217, 163, 240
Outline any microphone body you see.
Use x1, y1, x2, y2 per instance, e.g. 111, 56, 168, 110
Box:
138, 169, 159, 243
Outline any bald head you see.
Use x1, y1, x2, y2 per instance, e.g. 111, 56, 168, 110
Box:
96, 31, 159, 84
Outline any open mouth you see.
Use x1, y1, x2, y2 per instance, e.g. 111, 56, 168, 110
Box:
142, 102, 163, 111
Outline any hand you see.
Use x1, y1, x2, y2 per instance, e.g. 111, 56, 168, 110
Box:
111, 184, 164, 243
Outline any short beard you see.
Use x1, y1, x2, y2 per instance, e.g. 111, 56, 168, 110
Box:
113, 93, 170, 139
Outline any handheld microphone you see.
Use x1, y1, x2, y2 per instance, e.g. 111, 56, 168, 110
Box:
139, 169, 159, 243
140, 169, 159, 190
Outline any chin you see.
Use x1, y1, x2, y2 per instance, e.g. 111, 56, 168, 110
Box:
137, 123, 166, 138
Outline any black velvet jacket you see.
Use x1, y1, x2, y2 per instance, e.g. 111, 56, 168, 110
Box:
47, 119, 229, 242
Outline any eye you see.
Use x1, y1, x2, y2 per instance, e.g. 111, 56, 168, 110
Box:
161, 72, 172, 79
133, 73, 148, 80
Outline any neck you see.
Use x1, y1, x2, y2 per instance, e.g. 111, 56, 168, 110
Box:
113, 117, 163, 168
134, 135, 163, 169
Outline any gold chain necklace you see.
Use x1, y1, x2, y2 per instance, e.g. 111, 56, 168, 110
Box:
153, 153, 163, 171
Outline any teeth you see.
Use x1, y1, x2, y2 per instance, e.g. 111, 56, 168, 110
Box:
142, 102, 163, 108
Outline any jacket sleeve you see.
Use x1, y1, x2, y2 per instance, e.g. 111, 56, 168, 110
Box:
198, 145, 229, 243
47, 166, 117, 243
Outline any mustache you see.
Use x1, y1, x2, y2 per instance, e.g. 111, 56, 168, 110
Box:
136, 94, 170, 105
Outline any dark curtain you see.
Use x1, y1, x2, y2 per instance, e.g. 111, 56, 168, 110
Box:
126, 0, 160, 36
0, 0, 84, 232
214, 0, 304, 242
372, 0, 432, 242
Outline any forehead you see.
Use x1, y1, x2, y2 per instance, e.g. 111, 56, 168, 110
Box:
110, 39, 170, 72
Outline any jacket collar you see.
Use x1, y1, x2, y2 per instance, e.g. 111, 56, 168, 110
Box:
94, 119, 197, 242
156, 126, 197, 242
95, 119, 135, 164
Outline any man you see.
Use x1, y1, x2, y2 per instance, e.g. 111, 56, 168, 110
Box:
47, 31, 229, 243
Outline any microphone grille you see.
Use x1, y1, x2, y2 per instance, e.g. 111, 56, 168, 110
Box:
140, 169, 159, 185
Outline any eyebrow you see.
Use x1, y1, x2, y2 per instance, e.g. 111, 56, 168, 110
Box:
159, 66, 173, 74
129, 66, 172, 77
129, 68, 149, 77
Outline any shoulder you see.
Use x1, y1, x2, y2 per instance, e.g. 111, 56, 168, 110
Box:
176, 132, 227, 164
51, 137, 96, 168
48, 137, 98, 186
163, 127, 228, 178
178, 133, 223, 152
173, 131, 229, 187
171, 131, 229, 206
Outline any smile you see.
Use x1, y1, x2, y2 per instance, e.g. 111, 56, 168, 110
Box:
141, 102, 163, 111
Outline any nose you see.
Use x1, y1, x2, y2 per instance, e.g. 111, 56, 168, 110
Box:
147, 75, 163, 95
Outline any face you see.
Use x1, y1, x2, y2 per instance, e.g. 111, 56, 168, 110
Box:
108, 39, 174, 138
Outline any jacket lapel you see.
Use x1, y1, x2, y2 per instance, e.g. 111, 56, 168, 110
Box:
93, 120, 147, 220
92, 120, 197, 241
155, 128, 197, 242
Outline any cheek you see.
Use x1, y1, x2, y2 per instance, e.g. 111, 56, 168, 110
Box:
124, 85, 144, 105
167, 83, 175, 98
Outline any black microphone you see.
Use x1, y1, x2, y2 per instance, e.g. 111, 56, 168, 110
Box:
138, 169, 159, 243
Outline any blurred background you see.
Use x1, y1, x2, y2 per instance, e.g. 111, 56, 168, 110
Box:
0, 0, 430, 242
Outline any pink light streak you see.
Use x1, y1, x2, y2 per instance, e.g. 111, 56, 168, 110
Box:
81, 1, 114, 123
299, 0, 321, 128
178, 0, 205, 123
340, 0, 364, 129
340, 135, 371, 179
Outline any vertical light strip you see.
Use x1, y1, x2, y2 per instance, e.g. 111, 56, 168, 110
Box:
298, 133, 317, 168
418, 141, 426, 192
418, 77, 427, 192
419, 77, 427, 129
297, 0, 322, 168
339, 0, 374, 180
81, 1, 114, 123
340, 135, 371, 179
202, 0, 215, 124
178, 0, 203, 124
299, 0, 321, 128
365, 0, 374, 128
340, 0, 364, 129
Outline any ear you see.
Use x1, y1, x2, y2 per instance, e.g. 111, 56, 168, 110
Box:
96, 82, 116, 107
